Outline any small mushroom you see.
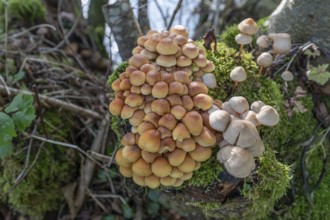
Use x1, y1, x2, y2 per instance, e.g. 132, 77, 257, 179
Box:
209, 110, 231, 132
256, 35, 271, 48
256, 105, 280, 126
238, 18, 259, 35
228, 96, 249, 114
250, 100, 265, 113
268, 33, 291, 54
201, 73, 217, 88
230, 66, 247, 87
151, 157, 173, 177
256, 52, 273, 75
281, 70, 294, 81
235, 33, 252, 57
217, 146, 256, 178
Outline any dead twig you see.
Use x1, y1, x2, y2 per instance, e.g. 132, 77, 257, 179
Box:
167, 0, 184, 30
0, 85, 102, 119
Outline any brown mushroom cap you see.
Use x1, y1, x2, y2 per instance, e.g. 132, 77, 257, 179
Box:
157, 126, 172, 139
158, 113, 177, 130
122, 145, 141, 163
137, 36, 148, 46
170, 25, 188, 38
189, 144, 212, 162
119, 78, 132, 90
193, 94, 213, 110
156, 37, 179, 55
174, 34, 188, 46
140, 48, 158, 60
256, 105, 280, 126
146, 70, 161, 86
173, 179, 184, 187
132, 46, 144, 54
132, 157, 152, 176
172, 123, 191, 142
181, 172, 193, 181
176, 138, 196, 152
152, 81, 169, 98
177, 56, 192, 67
132, 174, 146, 186
178, 155, 196, 173
168, 148, 187, 166
188, 81, 208, 97
128, 109, 145, 126
257, 52, 273, 68
138, 129, 161, 153
170, 167, 184, 178
137, 122, 156, 135
129, 54, 149, 68
169, 81, 184, 95
181, 95, 194, 111
121, 132, 136, 146
182, 43, 199, 59
125, 94, 144, 108
193, 126, 216, 147
230, 66, 247, 82
121, 105, 138, 119
109, 98, 124, 116
156, 55, 176, 67
119, 166, 133, 177
159, 137, 176, 153
182, 111, 204, 136
151, 157, 173, 177
160, 176, 176, 186
173, 71, 190, 84
167, 94, 183, 106
115, 148, 132, 168
145, 174, 161, 188
141, 150, 160, 163
171, 105, 187, 120
151, 99, 171, 115
144, 34, 160, 52
201, 60, 215, 72
238, 18, 258, 35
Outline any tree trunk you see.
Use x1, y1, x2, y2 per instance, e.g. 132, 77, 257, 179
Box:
102, 0, 142, 61
138, 0, 150, 34
268, 0, 330, 50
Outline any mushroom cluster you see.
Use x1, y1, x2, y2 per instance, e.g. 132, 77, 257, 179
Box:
256, 33, 292, 75
109, 25, 218, 188
235, 18, 258, 56
208, 96, 279, 178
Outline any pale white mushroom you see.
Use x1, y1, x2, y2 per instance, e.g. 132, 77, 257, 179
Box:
246, 138, 265, 157
209, 110, 231, 132
256, 105, 280, 126
281, 70, 294, 81
257, 52, 273, 75
221, 101, 239, 116
240, 110, 260, 126
207, 104, 220, 114
268, 33, 291, 54
217, 146, 256, 178
223, 120, 260, 148
235, 33, 252, 56
228, 96, 249, 114
250, 101, 265, 113
202, 73, 217, 88
238, 18, 259, 35
230, 66, 247, 87
256, 35, 271, 48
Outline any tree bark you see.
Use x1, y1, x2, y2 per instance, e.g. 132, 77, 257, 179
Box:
268, 0, 330, 50
138, 0, 150, 34
102, 0, 142, 61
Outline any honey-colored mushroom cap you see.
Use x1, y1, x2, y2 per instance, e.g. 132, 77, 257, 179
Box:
238, 18, 259, 35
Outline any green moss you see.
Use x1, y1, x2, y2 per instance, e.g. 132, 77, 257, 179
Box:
187, 148, 223, 187
0, 148, 75, 219
220, 24, 240, 50
0, 0, 46, 28
242, 148, 291, 219
0, 110, 78, 219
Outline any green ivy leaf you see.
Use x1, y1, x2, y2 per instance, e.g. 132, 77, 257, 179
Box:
121, 202, 134, 219
0, 112, 16, 158
307, 64, 330, 86
12, 70, 25, 82
5, 94, 35, 131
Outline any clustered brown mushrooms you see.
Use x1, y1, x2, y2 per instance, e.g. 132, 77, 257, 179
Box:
235, 18, 258, 57
208, 96, 279, 178
109, 25, 218, 188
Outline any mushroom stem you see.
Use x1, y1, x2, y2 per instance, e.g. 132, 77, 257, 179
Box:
258, 66, 263, 75
238, 44, 244, 57
233, 81, 239, 89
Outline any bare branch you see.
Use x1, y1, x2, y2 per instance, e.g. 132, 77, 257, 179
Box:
0, 85, 102, 119
167, 0, 184, 30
